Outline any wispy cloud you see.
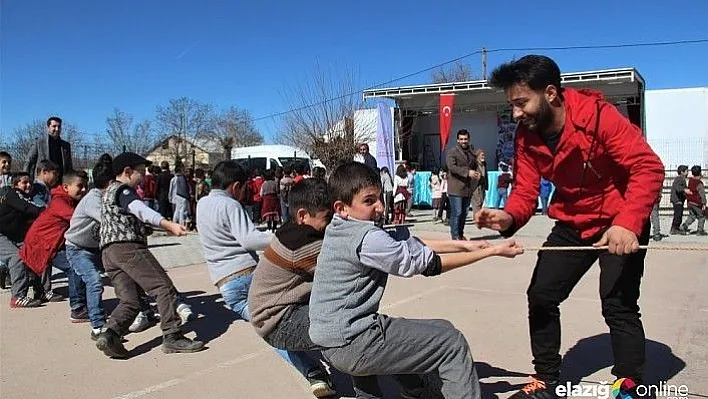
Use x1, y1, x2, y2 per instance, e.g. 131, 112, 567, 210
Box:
175, 40, 202, 60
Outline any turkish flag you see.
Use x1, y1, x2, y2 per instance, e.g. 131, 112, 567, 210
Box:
439, 94, 455, 149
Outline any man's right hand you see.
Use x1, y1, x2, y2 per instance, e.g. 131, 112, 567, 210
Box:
468, 170, 481, 180
164, 221, 188, 237
474, 209, 513, 232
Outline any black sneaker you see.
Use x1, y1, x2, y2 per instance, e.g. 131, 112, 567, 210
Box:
9, 296, 42, 308
509, 378, 563, 399
36, 291, 64, 303
652, 234, 662, 242
96, 328, 129, 359
698, 230, 708, 236
0, 269, 7, 290
91, 326, 107, 341
306, 370, 337, 398
70, 308, 90, 323
161, 333, 206, 354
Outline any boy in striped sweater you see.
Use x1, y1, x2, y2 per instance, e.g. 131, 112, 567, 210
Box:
248, 177, 337, 397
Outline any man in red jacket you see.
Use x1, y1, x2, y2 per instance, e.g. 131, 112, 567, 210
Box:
476, 55, 664, 399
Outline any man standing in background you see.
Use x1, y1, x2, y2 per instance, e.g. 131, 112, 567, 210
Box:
26, 116, 73, 181
445, 129, 480, 240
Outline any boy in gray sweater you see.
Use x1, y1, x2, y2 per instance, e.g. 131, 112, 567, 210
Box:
309, 162, 524, 399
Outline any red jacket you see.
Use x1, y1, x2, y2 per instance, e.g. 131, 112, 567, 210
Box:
504, 88, 665, 239
19, 186, 77, 275
686, 177, 705, 206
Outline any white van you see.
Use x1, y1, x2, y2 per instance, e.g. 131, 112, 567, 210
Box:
230, 145, 325, 173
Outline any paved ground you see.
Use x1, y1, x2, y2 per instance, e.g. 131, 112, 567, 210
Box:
1, 211, 706, 399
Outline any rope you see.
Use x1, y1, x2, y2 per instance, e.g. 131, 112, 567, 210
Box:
524, 245, 707, 251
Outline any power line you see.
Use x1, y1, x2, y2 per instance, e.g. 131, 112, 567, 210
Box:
252, 38, 708, 123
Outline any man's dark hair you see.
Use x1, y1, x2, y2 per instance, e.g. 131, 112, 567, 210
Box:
11, 172, 30, 186
92, 157, 114, 189
161, 161, 170, 171
489, 55, 563, 96
0, 151, 11, 161
329, 161, 381, 205
691, 165, 702, 177
457, 129, 470, 139
36, 159, 59, 174
677, 165, 689, 174
46, 116, 62, 126
212, 160, 248, 190
63, 169, 88, 185
288, 178, 331, 221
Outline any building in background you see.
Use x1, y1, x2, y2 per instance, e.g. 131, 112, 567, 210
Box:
145, 135, 223, 169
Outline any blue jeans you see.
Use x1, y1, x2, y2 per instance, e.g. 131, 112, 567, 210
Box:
52, 250, 85, 311
497, 188, 508, 209
448, 195, 471, 240
280, 199, 290, 224
66, 245, 106, 328
219, 273, 323, 379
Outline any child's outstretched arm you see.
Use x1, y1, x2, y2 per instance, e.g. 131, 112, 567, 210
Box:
435, 240, 523, 274
418, 238, 491, 254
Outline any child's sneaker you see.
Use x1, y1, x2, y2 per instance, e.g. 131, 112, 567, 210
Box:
91, 326, 108, 341
36, 291, 64, 303
161, 333, 205, 354
70, 307, 90, 323
306, 370, 337, 398
177, 302, 195, 324
128, 311, 151, 333
9, 296, 42, 308
95, 328, 129, 359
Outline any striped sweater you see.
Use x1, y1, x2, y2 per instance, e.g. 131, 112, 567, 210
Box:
247, 222, 324, 338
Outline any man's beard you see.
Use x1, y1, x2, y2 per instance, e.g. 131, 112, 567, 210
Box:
523, 99, 554, 133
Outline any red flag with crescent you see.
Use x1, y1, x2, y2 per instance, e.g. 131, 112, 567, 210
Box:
439, 94, 455, 149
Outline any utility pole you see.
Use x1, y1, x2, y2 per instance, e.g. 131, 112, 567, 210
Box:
482, 47, 488, 80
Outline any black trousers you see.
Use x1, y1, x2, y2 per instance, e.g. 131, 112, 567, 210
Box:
528, 222, 649, 382
671, 203, 684, 230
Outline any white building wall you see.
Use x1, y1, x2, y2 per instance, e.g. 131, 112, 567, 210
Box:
645, 87, 708, 169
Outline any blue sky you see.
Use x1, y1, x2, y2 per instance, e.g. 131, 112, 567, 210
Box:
2, 0, 707, 143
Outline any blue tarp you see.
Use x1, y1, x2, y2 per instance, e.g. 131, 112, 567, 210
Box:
412, 171, 554, 209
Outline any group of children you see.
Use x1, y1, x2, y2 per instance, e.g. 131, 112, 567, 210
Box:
670, 164, 706, 236
194, 159, 523, 398
0, 150, 200, 354
3, 147, 526, 398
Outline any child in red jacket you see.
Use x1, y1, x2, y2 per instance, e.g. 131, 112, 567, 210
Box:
19, 170, 89, 321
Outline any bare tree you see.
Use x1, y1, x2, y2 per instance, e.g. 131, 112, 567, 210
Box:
431, 61, 479, 83
155, 97, 214, 166
210, 106, 263, 162
105, 108, 156, 155
277, 61, 375, 169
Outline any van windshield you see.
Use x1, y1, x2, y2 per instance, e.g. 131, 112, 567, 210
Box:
279, 157, 309, 169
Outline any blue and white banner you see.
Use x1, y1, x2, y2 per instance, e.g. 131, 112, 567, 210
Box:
376, 102, 395, 174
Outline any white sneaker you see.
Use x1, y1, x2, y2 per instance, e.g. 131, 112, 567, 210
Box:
177, 303, 195, 324
129, 311, 151, 333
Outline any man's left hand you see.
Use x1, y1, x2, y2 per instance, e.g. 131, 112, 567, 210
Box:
593, 225, 639, 255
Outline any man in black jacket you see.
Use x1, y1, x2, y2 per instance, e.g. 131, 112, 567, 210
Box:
0, 172, 45, 307
156, 161, 174, 220
25, 116, 73, 181
670, 165, 689, 235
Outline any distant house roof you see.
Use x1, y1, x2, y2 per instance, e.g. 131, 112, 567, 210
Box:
146, 134, 222, 154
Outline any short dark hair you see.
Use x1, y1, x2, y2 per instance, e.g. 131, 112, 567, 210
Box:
489, 54, 563, 96
0, 151, 11, 161
11, 172, 30, 186
691, 165, 702, 176
47, 116, 62, 126
457, 129, 470, 139
328, 161, 381, 205
288, 178, 331, 221
212, 160, 248, 190
92, 157, 114, 189
36, 159, 59, 174
677, 165, 689, 174
63, 169, 88, 185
